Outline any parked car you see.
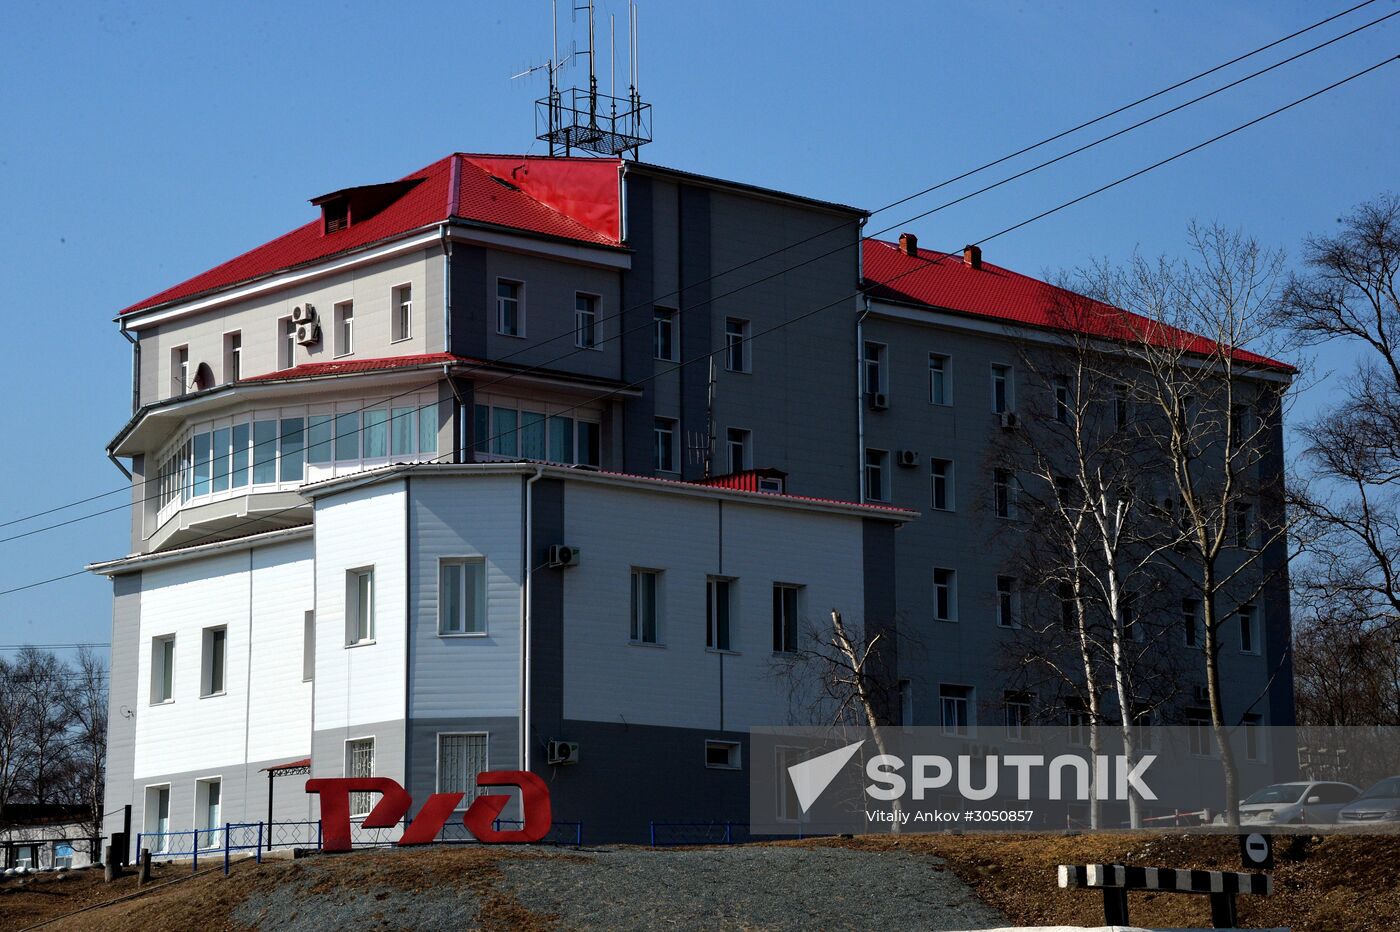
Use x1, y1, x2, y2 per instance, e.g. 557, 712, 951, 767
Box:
1234, 781, 1360, 825
1338, 776, 1400, 824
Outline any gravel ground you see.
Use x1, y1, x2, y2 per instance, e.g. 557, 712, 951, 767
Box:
498, 844, 1006, 931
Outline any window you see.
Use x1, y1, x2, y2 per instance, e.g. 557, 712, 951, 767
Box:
1004, 692, 1032, 741
497, 279, 523, 336
930, 459, 954, 511
346, 738, 375, 817
145, 786, 171, 852
575, 293, 598, 349
1234, 502, 1255, 550
899, 680, 914, 728
864, 449, 888, 502
863, 341, 886, 395
1114, 384, 1130, 429
996, 576, 1016, 628
1066, 701, 1091, 747
773, 584, 801, 653
172, 346, 189, 396
993, 469, 1013, 519
150, 635, 175, 703
392, 284, 412, 342
991, 364, 1012, 413
439, 558, 487, 635
224, 331, 242, 382
280, 317, 296, 370
346, 569, 374, 645
196, 779, 221, 848
726, 428, 751, 473
654, 307, 678, 361
707, 577, 736, 651
939, 684, 972, 736
933, 567, 957, 621
1054, 375, 1072, 424
1182, 598, 1200, 648
303, 611, 315, 682
654, 418, 679, 472
929, 354, 950, 405
630, 569, 661, 644
705, 740, 742, 770
1186, 712, 1212, 757
1243, 713, 1263, 762
334, 302, 354, 356
201, 626, 226, 697
724, 317, 749, 372
1230, 405, 1249, 447
1238, 603, 1259, 654
438, 733, 488, 809
1059, 582, 1076, 631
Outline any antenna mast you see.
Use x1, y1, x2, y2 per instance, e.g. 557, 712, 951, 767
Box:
534, 0, 653, 158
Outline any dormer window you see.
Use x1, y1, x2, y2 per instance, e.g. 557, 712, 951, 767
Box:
322, 197, 349, 234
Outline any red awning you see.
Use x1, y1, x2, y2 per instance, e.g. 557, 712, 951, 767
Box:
262, 758, 311, 773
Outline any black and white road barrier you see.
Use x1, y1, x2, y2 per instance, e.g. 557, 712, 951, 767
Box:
1057, 863, 1273, 928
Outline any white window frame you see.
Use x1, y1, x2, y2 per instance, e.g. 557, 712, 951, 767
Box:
933, 567, 957, 622
630, 568, 663, 645
1053, 375, 1072, 424
929, 353, 951, 405
939, 684, 974, 737
223, 331, 242, 383
150, 634, 175, 704
392, 283, 413, 342
726, 427, 752, 474
1238, 603, 1260, 655
990, 363, 1014, 413
334, 301, 354, 357
724, 317, 750, 373
863, 341, 886, 396
864, 448, 889, 502
899, 680, 914, 729
995, 576, 1017, 629
172, 345, 190, 397
654, 307, 678, 361
496, 278, 525, 337
707, 576, 738, 652
654, 417, 679, 473
144, 784, 172, 852
195, 776, 222, 849
772, 582, 801, 654
200, 625, 227, 698
993, 468, 1014, 519
346, 568, 375, 646
1182, 598, 1200, 649
1004, 692, 1032, 741
930, 458, 954, 511
574, 292, 599, 349
345, 737, 376, 818
704, 739, 742, 770
279, 316, 296, 370
438, 557, 488, 636
436, 731, 489, 811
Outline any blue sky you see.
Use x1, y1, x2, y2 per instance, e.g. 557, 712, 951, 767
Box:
1, 1, 1397, 659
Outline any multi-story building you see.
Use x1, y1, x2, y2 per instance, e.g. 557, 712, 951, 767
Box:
92, 152, 1294, 847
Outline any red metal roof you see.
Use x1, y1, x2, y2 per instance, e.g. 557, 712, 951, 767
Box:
238, 352, 471, 383
863, 239, 1292, 372
119, 155, 624, 317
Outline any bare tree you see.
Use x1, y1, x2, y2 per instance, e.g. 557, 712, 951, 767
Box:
1076, 223, 1296, 826
1276, 194, 1400, 636
62, 648, 108, 835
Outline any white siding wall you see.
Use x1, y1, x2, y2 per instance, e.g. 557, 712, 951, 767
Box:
132, 539, 313, 779
408, 476, 523, 718
312, 481, 408, 731
562, 484, 867, 730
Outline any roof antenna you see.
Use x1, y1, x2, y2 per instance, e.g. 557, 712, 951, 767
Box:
529, 0, 653, 158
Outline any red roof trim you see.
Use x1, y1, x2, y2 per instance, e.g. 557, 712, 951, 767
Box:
238, 352, 469, 383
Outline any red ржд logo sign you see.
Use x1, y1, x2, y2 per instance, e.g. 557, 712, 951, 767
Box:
306, 770, 551, 852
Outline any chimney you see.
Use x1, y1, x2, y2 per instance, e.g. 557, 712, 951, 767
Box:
898, 232, 918, 256
963, 244, 982, 270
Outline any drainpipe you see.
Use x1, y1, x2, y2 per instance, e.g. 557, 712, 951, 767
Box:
119, 321, 139, 414
441, 224, 453, 354
856, 296, 870, 503
520, 465, 545, 772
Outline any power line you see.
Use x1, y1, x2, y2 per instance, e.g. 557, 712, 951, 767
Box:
0, 0, 1383, 535
10, 49, 1390, 599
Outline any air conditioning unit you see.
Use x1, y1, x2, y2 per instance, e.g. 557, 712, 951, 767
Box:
546, 739, 580, 765
295, 321, 321, 346
868, 392, 889, 411
998, 412, 1018, 429
291, 303, 317, 325
547, 544, 580, 568
897, 449, 920, 468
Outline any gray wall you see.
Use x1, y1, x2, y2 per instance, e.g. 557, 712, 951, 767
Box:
103, 573, 142, 856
